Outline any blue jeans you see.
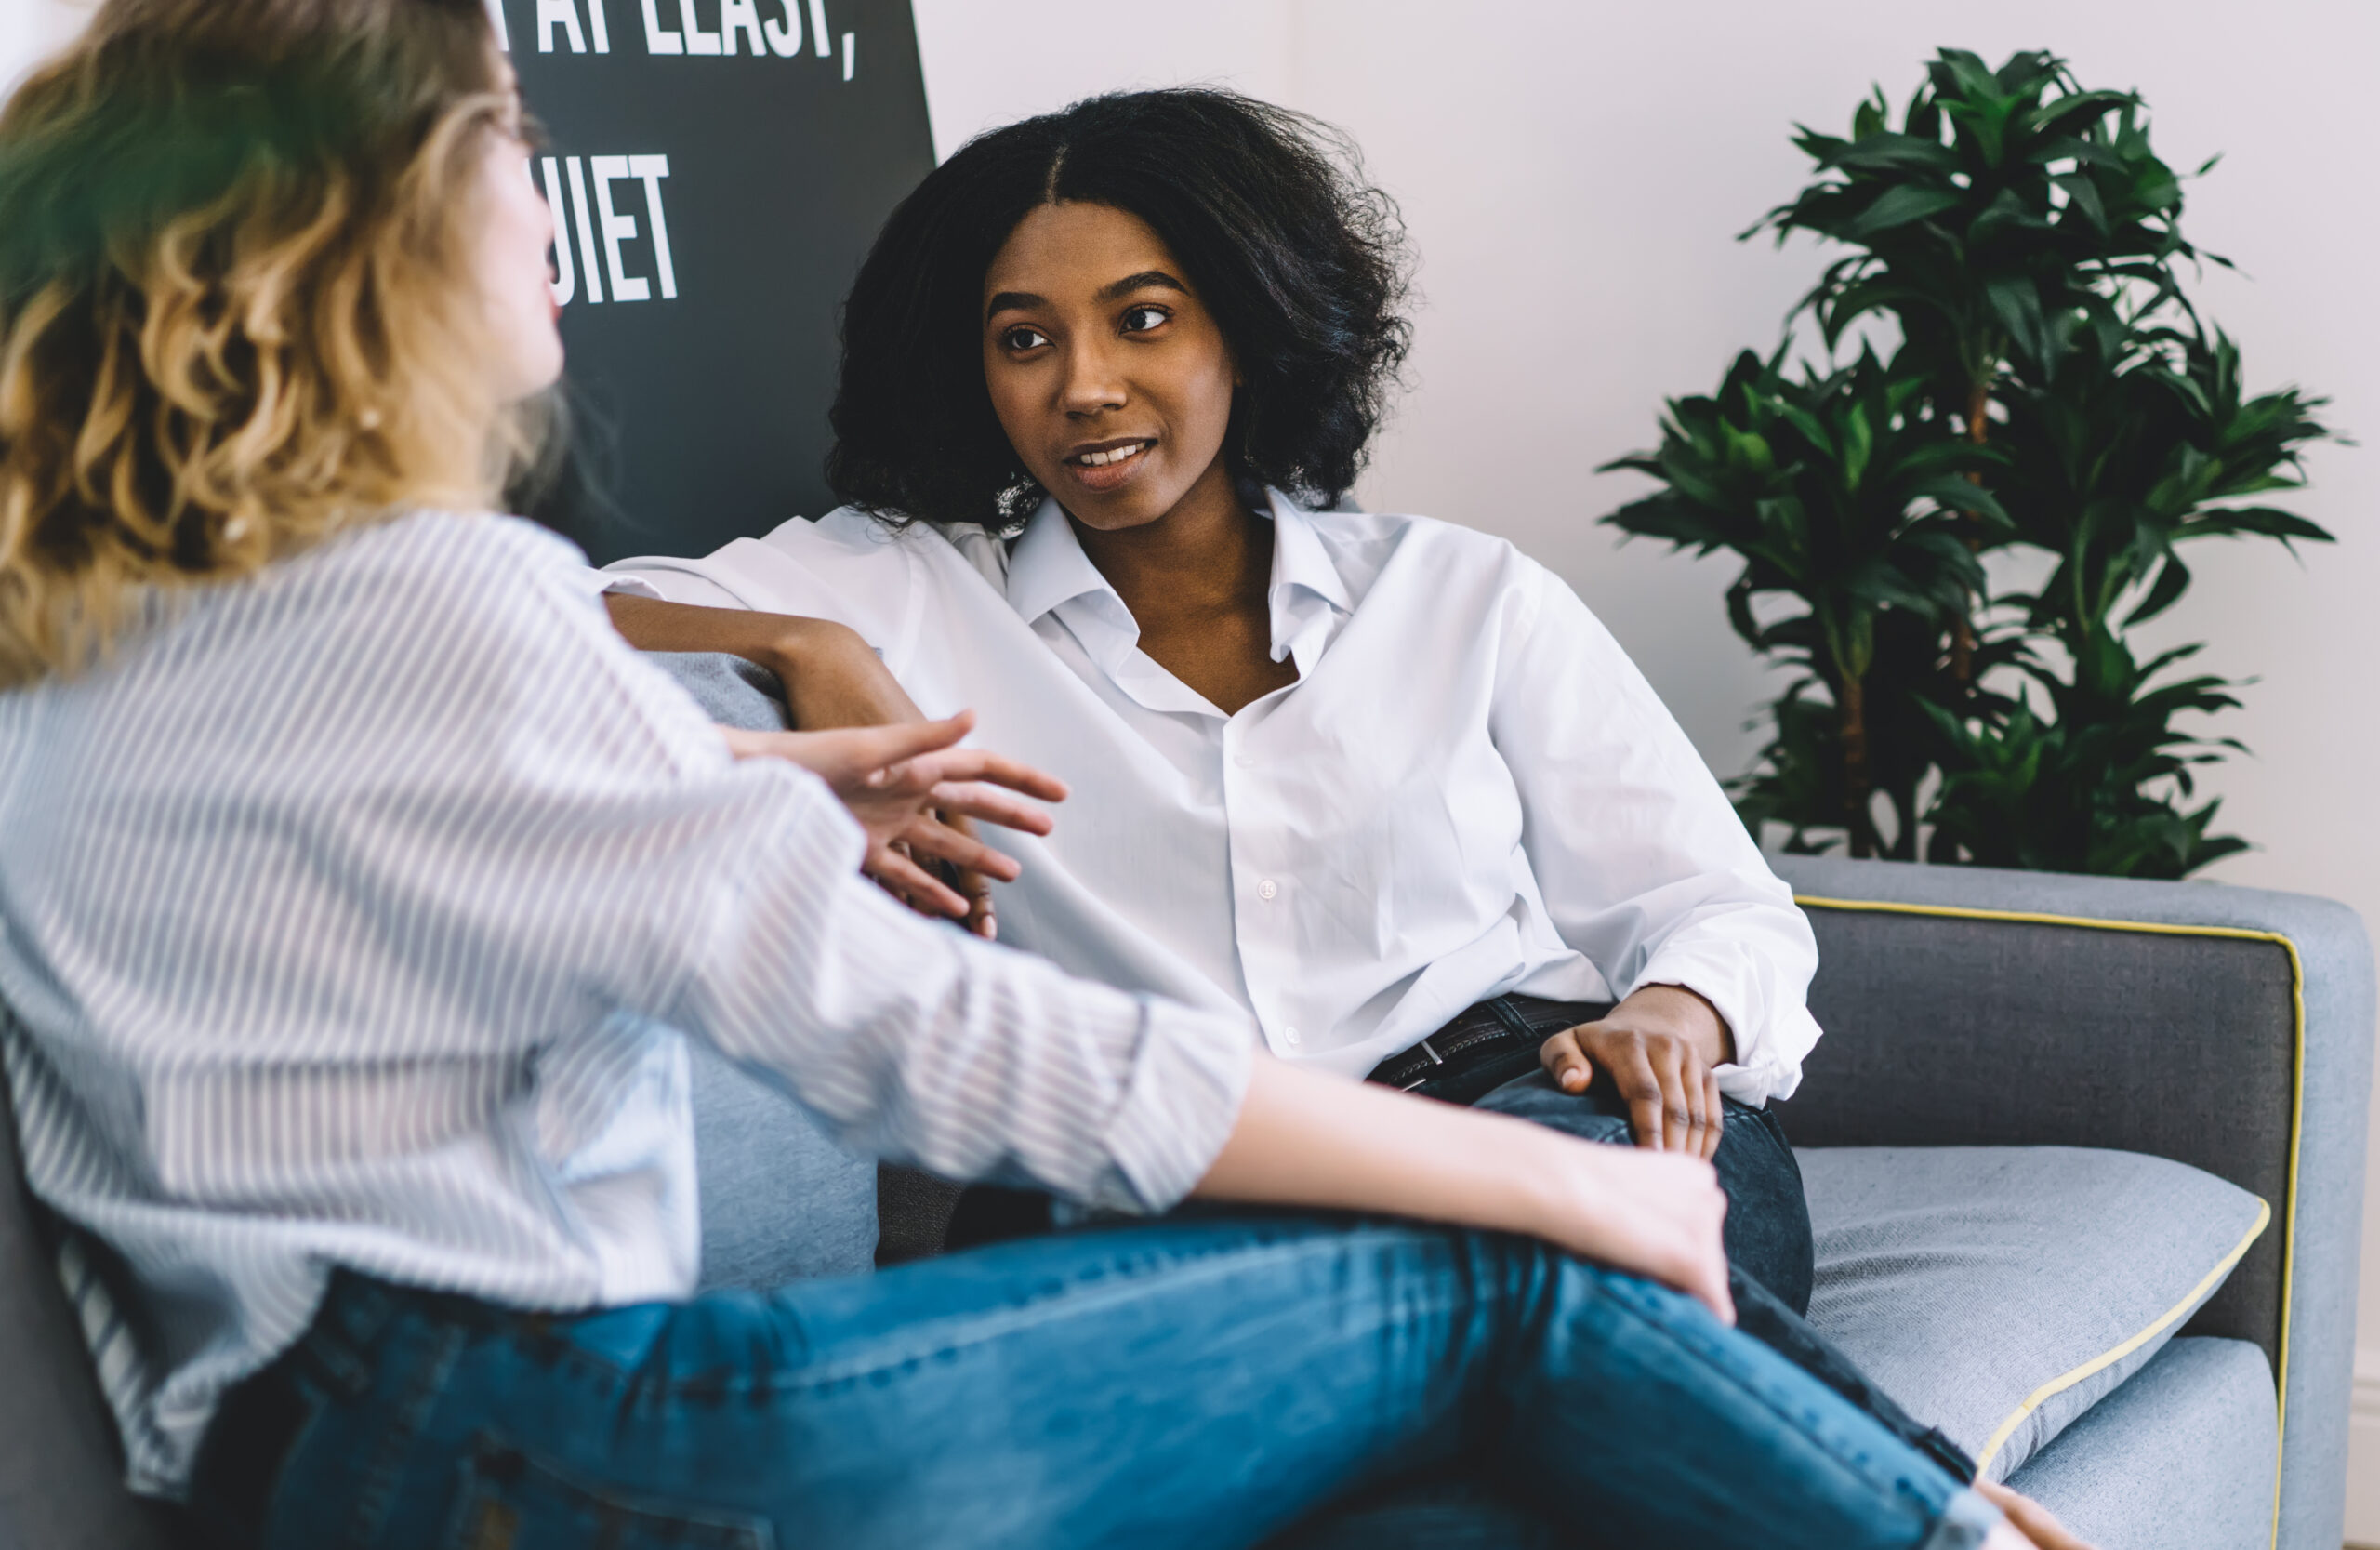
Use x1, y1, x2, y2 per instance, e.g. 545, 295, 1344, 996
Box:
189, 1216, 2000, 1550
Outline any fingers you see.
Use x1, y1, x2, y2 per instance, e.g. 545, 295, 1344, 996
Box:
959, 868, 997, 940
724, 720, 966, 792
842, 713, 978, 786
1665, 1157, 1733, 1322
1539, 1030, 1593, 1095
1618, 1043, 1667, 1152
918, 748, 1068, 804
1657, 1041, 1709, 1157
899, 814, 1023, 881
1659, 1042, 1720, 1161
1689, 1245, 1736, 1325
863, 843, 971, 920
932, 812, 998, 940
922, 778, 1056, 838
1699, 1066, 1726, 1161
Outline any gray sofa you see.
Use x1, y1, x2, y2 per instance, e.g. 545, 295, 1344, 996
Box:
0, 789, 2369, 1547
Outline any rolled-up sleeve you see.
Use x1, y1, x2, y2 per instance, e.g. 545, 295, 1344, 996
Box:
670, 768, 1252, 1212
1489, 560, 1821, 1106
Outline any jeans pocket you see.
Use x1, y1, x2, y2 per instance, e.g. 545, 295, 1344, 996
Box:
440, 1434, 775, 1550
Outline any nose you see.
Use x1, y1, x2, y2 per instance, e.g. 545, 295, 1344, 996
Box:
1057, 332, 1127, 417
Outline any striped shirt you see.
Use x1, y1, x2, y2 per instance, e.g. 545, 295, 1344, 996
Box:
0, 510, 1251, 1498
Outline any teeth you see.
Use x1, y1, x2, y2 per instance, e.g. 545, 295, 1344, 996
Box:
1078, 443, 1144, 467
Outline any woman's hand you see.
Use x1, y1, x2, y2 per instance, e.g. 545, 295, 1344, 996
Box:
1539, 984, 1735, 1159
721, 712, 1067, 923
1526, 1131, 1736, 1317
1194, 1058, 1734, 1321
605, 596, 1025, 936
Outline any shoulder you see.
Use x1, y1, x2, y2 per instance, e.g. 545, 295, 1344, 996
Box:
243, 510, 685, 736
1308, 506, 1530, 571
1302, 506, 1541, 616
768, 508, 1009, 586
284, 508, 588, 614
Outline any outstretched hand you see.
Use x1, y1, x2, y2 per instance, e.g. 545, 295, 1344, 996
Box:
721, 712, 1067, 926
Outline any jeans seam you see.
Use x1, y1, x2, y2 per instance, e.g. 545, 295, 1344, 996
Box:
337, 1320, 467, 1550
684, 1227, 1468, 1401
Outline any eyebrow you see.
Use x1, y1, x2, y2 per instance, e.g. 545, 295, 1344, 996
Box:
984, 271, 1190, 321
1098, 270, 1188, 301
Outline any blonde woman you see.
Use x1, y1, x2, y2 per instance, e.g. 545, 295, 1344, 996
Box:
0, 3, 2068, 1547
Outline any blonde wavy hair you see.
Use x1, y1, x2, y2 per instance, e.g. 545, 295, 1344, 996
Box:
0, 0, 545, 685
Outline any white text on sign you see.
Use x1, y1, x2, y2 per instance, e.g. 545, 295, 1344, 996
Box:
515, 0, 853, 74
537, 154, 678, 306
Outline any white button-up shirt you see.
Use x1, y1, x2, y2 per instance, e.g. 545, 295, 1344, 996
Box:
608, 490, 1822, 1103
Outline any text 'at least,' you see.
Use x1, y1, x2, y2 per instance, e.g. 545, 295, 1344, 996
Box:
494, 0, 860, 80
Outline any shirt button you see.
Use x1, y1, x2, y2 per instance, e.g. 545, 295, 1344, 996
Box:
1284, 1027, 1302, 1047
1257, 879, 1278, 901
1235, 751, 1254, 768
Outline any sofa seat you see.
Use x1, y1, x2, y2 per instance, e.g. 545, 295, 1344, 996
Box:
1790, 1145, 2276, 1550
2005, 1336, 2277, 1550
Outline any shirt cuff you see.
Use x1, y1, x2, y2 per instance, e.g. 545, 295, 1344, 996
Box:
1084, 999, 1254, 1215
1629, 941, 1811, 1108
564, 563, 662, 603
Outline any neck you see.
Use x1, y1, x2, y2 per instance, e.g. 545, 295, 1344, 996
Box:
1068, 458, 1269, 624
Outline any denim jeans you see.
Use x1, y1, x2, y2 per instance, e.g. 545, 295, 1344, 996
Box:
188, 1217, 2001, 1550
1473, 1066, 1815, 1312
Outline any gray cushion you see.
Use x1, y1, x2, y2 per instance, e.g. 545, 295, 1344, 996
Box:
0, 1083, 180, 1549
1800, 1146, 2267, 1482
2004, 1336, 2276, 1550
640, 652, 884, 1287
690, 1040, 878, 1287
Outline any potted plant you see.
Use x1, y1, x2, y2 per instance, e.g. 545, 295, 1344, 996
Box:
1602, 47, 2336, 876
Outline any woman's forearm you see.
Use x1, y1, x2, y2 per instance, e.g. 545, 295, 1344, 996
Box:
604, 595, 927, 731
1195, 1058, 1563, 1234
1193, 1057, 1735, 1318
604, 594, 849, 685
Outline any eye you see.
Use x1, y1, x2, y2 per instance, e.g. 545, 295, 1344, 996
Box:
1120, 305, 1170, 335
1001, 325, 1051, 352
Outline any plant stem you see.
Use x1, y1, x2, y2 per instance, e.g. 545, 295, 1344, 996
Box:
1952, 372, 1992, 688
1840, 669, 1872, 857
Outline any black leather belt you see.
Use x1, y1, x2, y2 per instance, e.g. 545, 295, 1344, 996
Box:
1367, 994, 1612, 1104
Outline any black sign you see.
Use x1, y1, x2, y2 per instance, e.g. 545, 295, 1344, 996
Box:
496, 0, 933, 563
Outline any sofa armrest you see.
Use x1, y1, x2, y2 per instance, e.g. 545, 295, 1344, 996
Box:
1772, 854, 2373, 1550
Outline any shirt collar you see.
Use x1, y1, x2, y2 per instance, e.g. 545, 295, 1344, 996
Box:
1007, 488, 1352, 622
1003, 487, 1355, 692
1262, 486, 1353, 615
1005, 494, 1114, 629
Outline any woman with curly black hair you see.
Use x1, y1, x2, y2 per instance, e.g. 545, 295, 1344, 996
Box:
825, 89, 1409, 531
613, 87, 1821, 1285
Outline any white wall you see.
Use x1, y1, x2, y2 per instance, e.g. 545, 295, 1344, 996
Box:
7, 0, 2378, 1534
2, 0, 92, 92
922, 0, 2380, 1534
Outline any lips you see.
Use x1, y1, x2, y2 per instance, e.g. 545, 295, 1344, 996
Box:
1061, 437, 1155, 494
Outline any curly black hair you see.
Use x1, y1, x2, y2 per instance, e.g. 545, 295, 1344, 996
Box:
826, 88, 1412, 531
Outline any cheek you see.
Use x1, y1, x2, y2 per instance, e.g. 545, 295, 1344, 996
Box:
507, 174, 554, 288
1169, 346, 1238, 455
981, 360, 1044, 457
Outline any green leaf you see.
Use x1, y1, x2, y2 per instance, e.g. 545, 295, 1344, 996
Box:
1825, 135, 1962, 176
1984, 275, 2054, 367
1845, 184, 1966, 239
2020, 88, 2137, 142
